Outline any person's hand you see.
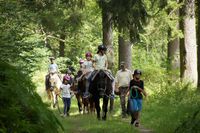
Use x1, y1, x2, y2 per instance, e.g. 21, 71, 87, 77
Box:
143, 91, 147, 97
132, 85, 139, 90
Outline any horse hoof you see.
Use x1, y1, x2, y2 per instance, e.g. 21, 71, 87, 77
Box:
102, 116, 106, 121
79, 111, 83, 114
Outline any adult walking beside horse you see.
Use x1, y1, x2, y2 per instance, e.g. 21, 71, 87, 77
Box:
115, 61, 132, 118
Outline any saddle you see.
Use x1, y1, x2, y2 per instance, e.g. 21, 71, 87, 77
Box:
91, 70, 114, 81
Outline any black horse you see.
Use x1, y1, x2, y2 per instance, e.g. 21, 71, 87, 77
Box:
89, 69, 113, 120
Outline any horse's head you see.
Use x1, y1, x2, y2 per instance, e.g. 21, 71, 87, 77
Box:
48, 73, 61, 91
95, 70, 110, 97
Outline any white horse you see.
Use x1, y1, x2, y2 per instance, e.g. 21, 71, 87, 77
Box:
46, 73, 62, 108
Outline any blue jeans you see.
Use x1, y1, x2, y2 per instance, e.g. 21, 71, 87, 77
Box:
129, 98, 142, 112
62, 97, 71, 115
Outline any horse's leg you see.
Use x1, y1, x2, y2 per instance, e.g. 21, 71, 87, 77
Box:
86, 98, 89, 114
102, 96, 109, 120
52, 91, 57, 108
76, 94, 83, 113
89, 97, 92, 113
89, 97, 95, 114
82, 98, 86, 114
47, 89, 51, 100
109, 97, 114, 112
94, 96, 101, 120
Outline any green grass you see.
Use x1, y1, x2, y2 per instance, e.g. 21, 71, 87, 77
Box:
34, 72, 139, 133
141, 83, 200, 133
34, 70, 200, 133
53, 97, 139, 133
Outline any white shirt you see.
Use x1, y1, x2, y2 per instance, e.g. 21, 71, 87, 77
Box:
115, 69, 132, 87
83, 60, 94, 72
49, 64, 58, 73
60, 84, 71, 98
94, 54, 107, 70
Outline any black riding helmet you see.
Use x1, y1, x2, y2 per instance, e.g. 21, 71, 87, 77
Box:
133, 69, 142, 76
98, 44, 107, 51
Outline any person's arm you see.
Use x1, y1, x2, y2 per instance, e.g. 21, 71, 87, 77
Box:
126, 81, 132, 97
133, 81, 147, 97
82, 62, 87, 74
48, 64, 51, 73
93, 55, 97, 69
105, 55, 108, 69
60, 85, 63, 90
55, 64, 60, 73
76, 74, 84, 81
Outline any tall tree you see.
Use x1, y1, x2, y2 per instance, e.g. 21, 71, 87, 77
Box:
98, 0, 148, 70
101, 5, 114, 71
118, 33, 132, 69
167, 1, 180, 71
197, 0, 200, 88
180, 0, 197, 85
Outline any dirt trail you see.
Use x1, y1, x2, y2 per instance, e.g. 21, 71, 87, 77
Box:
138, 125, 153, 133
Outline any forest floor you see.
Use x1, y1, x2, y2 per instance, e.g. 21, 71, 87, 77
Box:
50, 97, 153, 133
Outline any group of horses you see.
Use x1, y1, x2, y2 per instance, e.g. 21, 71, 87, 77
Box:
46, 69, 113, 120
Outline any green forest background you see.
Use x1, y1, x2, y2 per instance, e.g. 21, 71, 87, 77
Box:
1, 0, 200, 133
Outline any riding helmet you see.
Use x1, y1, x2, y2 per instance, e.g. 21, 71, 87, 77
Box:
85, 52, 92, 57
98, 44, 107, 51
133, 69, 142, 75
64, 75, 71, 81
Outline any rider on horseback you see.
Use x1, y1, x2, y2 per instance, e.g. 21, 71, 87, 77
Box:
48, 57, 59, 74
93, 44, 108, 70
90, 44, 115, 90
45, 57, 60, 90
82, 52, 94, 98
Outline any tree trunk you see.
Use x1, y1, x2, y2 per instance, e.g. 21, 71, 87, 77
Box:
168, 31, 180, 71
197, 0, 200, 88
168, 7, 180, 71
59, 34, 65, 57
180, 0, 197, 85
118, 35, 132, 70
168, 37, 180, 70
102, 8, 114, 71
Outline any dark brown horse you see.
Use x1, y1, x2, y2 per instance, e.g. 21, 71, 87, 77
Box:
72, 71, 95, 114
89, 70, 113, 120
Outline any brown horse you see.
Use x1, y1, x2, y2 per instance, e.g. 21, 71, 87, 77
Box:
72, 71, 95, 114
45, 73, 62, 108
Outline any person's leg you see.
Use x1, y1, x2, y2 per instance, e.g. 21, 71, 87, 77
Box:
119, 87, 126, 117
135, 99, 142, 126
63, 98, 67, 116
129, 99, 137, 124
84, 79, 90, 96
66, 98, 71, 116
